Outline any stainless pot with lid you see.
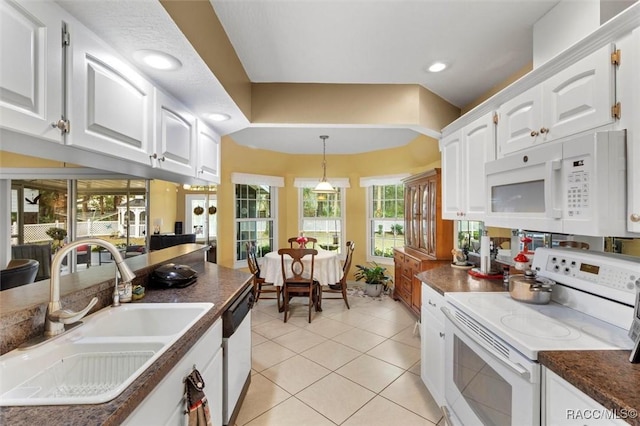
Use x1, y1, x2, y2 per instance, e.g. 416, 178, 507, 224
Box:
508, 270, 555, 304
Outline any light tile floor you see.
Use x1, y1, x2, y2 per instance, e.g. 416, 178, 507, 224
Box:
235, 286, 445, 426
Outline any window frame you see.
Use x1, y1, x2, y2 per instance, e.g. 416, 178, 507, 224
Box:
361, 174, 408, 264
233, 179, 280, 269
298, 187, 346, 256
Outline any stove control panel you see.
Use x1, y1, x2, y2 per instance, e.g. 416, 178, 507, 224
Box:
532, 247, 639, 306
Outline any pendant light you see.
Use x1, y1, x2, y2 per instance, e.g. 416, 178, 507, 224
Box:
313, 135, 336, 193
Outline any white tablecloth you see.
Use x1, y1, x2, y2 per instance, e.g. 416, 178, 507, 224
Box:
260, 249, 343, 287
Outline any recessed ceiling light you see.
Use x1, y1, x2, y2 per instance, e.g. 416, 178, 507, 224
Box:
133, 50, 182, 71
427, 62, 447, 73
207, 112, 231, 122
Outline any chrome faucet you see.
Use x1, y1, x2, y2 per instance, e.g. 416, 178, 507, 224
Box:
45, 238, 136, 337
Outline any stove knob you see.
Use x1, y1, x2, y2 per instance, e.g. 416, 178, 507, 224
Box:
561, 259, 566, 265
571, 261, 576, 267
554, 265, 560, 271
564, 267, 570, 274
551, 257, 557, 263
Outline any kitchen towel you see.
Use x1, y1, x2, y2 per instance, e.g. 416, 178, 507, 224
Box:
185, 368, 213, 426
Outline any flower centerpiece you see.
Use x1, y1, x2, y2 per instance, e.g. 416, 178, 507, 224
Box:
296, 231, 308, 248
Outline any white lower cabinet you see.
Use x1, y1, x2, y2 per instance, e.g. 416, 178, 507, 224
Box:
421, 283, 445, 407
543, 367, 627, 426
124, 318, 223, 426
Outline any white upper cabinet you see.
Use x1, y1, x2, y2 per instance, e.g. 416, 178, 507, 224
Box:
196, 122, 221, 184
497, 86, 543, 156
153, 89, 197, 177
498, 44, 616, 157
442, 112, 496, 221
441, 130, 463, 219
0, 0, 63, 143
629, 28, 640, 233
542, 43, 615, 139
67, 22, 154, 165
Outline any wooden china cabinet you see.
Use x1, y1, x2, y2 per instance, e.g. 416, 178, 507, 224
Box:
393, 169, 453, 317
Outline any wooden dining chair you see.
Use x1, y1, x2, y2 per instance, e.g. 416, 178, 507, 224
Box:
246, 241, 281, 311
318, 241, 354, 310
287, 236, 318, 248
278, 248, 319, 323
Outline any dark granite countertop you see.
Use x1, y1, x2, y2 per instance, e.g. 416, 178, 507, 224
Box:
539, 350, 640, 426
0, 258, 253, 426
416, 263, 507, 295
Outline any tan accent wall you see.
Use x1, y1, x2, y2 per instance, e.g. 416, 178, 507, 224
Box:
214, 134, 442, 271
461, 62, 533, 115
0, 151, 79, 167
148, 181, 178, 235
160, 0, 252, 119
252, 83, 460, 131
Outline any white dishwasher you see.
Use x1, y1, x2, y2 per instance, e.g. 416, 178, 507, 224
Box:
222, 284, 253, 426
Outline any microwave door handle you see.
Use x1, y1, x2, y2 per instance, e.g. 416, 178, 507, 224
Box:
441, 307, 531, 380
547, 159, 562, 219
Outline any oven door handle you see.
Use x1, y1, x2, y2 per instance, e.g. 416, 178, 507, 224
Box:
441, 306, 531, 380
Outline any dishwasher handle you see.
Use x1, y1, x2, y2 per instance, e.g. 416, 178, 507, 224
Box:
223, 284, 254, 338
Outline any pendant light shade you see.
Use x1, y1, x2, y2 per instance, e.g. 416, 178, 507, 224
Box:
313, 135, 336, 194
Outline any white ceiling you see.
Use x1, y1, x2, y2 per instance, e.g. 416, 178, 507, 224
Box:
56, 0, 562, 155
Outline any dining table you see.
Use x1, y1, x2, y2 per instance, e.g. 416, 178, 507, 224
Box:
260, 248, 343, 287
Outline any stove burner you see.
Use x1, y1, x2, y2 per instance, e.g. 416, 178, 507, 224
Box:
500, 314, 578, 339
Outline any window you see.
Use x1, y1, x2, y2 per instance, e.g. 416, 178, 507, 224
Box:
301, 188, 344, 252
234, 184, 275, 263
368, 184, 405, 260
361, 174, 408, 262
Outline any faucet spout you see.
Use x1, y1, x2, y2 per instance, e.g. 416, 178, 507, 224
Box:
45, 238, 137, 337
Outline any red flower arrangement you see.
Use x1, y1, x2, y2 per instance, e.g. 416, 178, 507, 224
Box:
296, 234, 308, 247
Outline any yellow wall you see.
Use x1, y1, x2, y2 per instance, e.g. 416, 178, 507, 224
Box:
148, 181, 178, 234
0, 151, 80, 167
214, 134, 442, 276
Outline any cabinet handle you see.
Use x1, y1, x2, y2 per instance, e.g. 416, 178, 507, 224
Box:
530, 130, 539, 137
539, 127, 549, 134
50, 119, 70, 134
428, 300, 437, 307
439, 332, 445, 338
150, 153, 166, 162
631, 214, 640, 223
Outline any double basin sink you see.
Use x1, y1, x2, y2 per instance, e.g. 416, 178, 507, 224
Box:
0, 303, 213, 406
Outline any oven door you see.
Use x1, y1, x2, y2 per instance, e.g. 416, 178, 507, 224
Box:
484, 142, 562, 233
441, 306, 540, 426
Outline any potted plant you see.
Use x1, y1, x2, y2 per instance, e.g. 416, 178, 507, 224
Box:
354, 262, 392, 297
45, 227, 67, 252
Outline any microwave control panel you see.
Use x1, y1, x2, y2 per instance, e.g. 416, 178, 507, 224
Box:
565, 155, 591, 218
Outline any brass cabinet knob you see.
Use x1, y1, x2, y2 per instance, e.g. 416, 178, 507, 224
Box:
530, 130, 539, 137
540, 127, 549, 134
631, 214, 640, 223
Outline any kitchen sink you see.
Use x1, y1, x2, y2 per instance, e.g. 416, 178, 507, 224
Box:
0, 302, 213, 406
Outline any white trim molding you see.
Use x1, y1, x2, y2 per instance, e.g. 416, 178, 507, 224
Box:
231, 172, 284, 187
359, 173, 410, 187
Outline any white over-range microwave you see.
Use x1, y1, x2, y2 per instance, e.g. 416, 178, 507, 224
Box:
484, 130, 630, 236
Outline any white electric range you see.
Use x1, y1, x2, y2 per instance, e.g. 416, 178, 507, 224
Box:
441, 247, 638, 426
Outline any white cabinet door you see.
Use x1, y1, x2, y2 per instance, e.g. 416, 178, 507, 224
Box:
153, 89, 197, 177
0, 0, 63, 143
67, 22, 154, 164
123, 318, 224, 426
543, 367, 627, 425
441, 130, 463, 220
463, 113, 495, 221
542, 44, 615, 142
441, 112, 495, 221
196, 121, 221, 183
497, 85, 544, 157
421, 283, 445, 407
627, 28, 640, 233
